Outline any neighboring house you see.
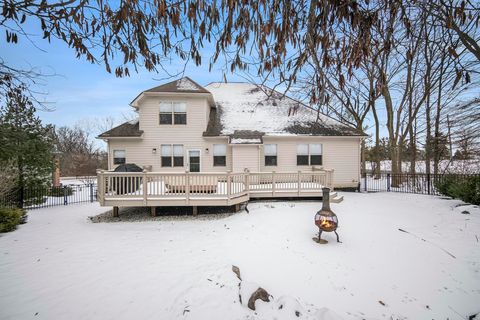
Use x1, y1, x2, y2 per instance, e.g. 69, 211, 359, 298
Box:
98, 77, 365, 188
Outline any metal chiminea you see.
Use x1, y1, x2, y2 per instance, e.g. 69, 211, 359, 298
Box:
314, 187, 340, 244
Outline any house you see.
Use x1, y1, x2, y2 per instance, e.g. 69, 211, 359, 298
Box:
96, 77, 365, 214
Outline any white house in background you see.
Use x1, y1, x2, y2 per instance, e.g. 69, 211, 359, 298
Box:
98, 77, 365, 189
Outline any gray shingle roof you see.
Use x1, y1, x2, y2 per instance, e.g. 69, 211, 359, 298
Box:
204, 82, 366, 137
97, 121, 143, 138
144, 77, 210, 94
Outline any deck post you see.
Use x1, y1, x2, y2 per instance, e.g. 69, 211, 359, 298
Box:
227, 170, 232, 202
272, 171, 276, 197
113, 206, 119, 217
151, 206, 156, 217
185, 171, 190, 205
96, 169, 104, 205
244, 170, 250, 194
329, 169, 334, 189
297, 171, 301, 196
142, 169, 148, 206
234, 203, 240, 212
192, 206, 198, 216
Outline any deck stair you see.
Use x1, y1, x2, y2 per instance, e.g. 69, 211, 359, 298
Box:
330, 191, 344, 203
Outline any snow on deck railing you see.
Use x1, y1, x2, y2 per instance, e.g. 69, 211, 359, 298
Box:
96, 170, 334, 205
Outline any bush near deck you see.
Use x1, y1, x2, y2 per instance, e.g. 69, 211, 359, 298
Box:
436, 175, 480, 205
0, 207, 26, 233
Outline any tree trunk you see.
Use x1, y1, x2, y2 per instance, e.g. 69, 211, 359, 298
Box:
371, 104, 381, 179
382, 83, 401, 186
361, 138, 366, 176
390, 140, 401, 187
409, 121, 416, 175
433, 60, 445, 176
425, 100, 432, 175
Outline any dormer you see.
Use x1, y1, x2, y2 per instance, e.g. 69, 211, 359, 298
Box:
130, 77, 215, 109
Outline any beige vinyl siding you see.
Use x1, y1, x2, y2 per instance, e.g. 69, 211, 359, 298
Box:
231, 145, 260, 172
107, 95, 234, 172
260, 136, 361, 188
108, 95, 208, 172
105, 94, 361, 187
202, 137, 232, 172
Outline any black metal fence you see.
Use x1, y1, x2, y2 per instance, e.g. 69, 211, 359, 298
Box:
361, 172, 479, 195
0, 184, 97, 209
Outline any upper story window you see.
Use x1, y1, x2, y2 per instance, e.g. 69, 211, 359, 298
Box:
161, 144, 184, 167
213, 144, 226, 167
113, 150, 126, 165
159, 102, 187, 125
264, 144, 277, 166
297, 144, 322, 166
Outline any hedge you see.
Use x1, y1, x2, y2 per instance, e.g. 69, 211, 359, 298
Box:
0, 207, 27, 233
435, 175, 480, 205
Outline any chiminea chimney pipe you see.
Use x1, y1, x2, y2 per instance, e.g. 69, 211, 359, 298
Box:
321, 187, 331, 212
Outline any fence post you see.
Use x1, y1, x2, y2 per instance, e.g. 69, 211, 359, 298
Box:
363, 172, 367, 191
63, 185, 68, 205
427, 173, 431, 195
89, 183, 94, 203
18, 186, 24, 209
387, 173, 391, 192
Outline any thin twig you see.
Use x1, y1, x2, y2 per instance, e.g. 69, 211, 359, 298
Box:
398, 228, 456, 259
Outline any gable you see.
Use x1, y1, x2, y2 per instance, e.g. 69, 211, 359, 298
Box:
130, 77, 214, 107
144, 77, 210, 94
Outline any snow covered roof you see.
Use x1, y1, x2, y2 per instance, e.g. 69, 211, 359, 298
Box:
204, 82, 364, 137
144, 77, 210, 94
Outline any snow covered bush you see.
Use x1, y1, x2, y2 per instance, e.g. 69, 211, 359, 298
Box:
0, 207, 26, 233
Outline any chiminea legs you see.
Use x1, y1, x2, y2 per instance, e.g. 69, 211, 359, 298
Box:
316, 230, 328, 244
316, 229, 341, 244
334, 230, 341, 243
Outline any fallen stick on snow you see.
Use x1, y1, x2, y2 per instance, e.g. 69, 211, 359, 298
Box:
398, 228, 456, 259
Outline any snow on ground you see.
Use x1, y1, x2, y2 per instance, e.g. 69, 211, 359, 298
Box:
366, 159, 480, 174
60, 176, 96, 186
1, 193, 479, 319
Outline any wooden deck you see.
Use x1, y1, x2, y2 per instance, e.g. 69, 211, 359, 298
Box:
96, 170, 335, 208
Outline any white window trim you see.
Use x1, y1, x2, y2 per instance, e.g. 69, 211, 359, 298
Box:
187, 148, 202, 172
161, 144, 184, 167
297, 144, 323, 166
264, 144, 278, 166
113, 149, 126, 165
159, 101, 187, 125
213, 144, 227, 167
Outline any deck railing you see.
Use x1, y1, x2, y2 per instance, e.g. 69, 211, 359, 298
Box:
97, 170, 334, 206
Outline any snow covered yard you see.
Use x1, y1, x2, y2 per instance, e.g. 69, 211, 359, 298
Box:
0, 193, 479, 320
